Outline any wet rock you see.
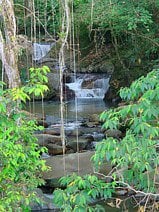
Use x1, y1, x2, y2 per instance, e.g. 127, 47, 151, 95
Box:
104, 87, 117, 101
43, 151, 94, 180
35, 134, 62, 146
89, 114, 100, 123
64, 85, 75, 100
37, 120, 49, 128
44, 73, 60, 100
66, 137, 91, 152
105, 129, 122, 139
84, 134, 94, 142
42, 151, 112, 181
67, 128, 84, 137
85, 121, 99, 128
43, 128, 60, 136
81, 79, 94, 89
65, 149, 75, 154
30, 188, 58, 211
46, 143, 64, 155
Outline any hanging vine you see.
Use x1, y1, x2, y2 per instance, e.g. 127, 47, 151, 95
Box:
58, 0, 70, 174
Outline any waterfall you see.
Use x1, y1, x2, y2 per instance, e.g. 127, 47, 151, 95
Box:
33, 43, 54, 61
66, 74, 110, 99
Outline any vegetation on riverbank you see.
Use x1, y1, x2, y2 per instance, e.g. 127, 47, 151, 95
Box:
0, 66, 50, 210
14, 0, 159, 89
0, 0, 159, 211
53, 69, 159, 211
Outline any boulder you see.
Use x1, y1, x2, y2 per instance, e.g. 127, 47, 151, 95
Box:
89, 114, 100, 123
82, 121, 99, 128
66, 128, 84, 137
64, 85, 75, 100
81, 79, 94, 89
43, 128, 60, 136
30, 188, 57, 211
42, 151, 112, 181
43, 151, 94, 180
46, 143, 64, 155
66, 137, 91, 152
35, 134, 62, 146
44, 73, 60, 100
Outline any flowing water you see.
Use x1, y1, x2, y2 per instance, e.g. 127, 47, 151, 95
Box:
28, 72, 111, 125
30, 45, 138, 211
33, 43, 54, 62
66, 73, 110, 99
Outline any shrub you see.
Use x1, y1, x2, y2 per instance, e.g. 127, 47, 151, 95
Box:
0, 66, 50, 211
93, 69, 159, 191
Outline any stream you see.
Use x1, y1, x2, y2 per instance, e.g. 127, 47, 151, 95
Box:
29, 99, 138, 212
27, 98, 110, 123
26, 62, 137, 211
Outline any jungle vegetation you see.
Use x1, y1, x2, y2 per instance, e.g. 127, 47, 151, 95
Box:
0, 0, 159, 211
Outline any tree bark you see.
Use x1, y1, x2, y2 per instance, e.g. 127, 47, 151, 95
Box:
0, 0, 21, 88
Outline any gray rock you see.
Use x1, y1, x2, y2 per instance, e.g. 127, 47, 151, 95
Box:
42, 151, 112, 181
46, 143, 64, 155
89, 114, 100, 123
43, 128, 61, 136
66, 137, 90, 152
35, 134, 62, 146
31, 188, 58, 211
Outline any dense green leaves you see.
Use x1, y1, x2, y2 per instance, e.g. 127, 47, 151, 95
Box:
53, 69, 159, 210
53, 174, 116, 211
93, 69, 159, 191
14, 0, 60, 36
0, 66, 50, 210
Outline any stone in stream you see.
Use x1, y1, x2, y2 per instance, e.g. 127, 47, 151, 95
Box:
42, 151, 112, 188
82, 121, 100, 128
66, 137, 92, 152
30, 188, 57, 211
43, 128, 61, 136
88, 114, 100, 123
35, 134, 62, 146
46, 143, 64, 155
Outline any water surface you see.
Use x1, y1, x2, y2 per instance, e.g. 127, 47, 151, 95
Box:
26, 99, 111, 124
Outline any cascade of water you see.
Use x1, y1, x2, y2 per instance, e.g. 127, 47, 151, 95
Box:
66, 74, 110, 99
33, 43, 54, 61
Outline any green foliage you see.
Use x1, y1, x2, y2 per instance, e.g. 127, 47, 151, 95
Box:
53, 70, 159, 209
0, 66, 50, 211
53, 174, 116, 211
12, 66, 50, 102
14, 0, 60, 36
74, 0, 159, 70
92, 69, 159, 191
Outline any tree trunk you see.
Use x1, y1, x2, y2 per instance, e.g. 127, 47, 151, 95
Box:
0, 0, 21, 88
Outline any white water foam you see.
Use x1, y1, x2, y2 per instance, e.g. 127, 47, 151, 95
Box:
66, 74, 110, 99
33, 43, 53, 61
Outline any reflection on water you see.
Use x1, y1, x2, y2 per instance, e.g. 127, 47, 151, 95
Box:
26, 99, 111, 124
